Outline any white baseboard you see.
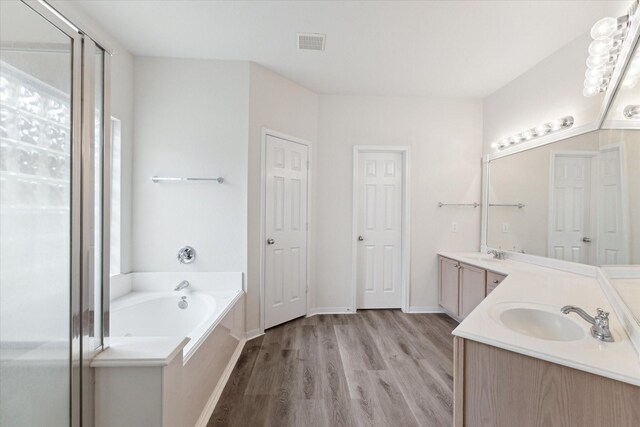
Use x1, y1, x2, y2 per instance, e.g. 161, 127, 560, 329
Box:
406, 306, 444, 314
194, 338, 246, 427
307, 307, 355, 316
245, 328, 264, 341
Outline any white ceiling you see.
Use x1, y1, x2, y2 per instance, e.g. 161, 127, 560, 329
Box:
67, 0, 629, 98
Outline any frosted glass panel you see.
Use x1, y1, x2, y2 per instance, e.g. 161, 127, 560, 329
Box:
0, 1, 73, 425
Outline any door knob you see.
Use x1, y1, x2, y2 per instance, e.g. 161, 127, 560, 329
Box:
358, 235, 364, 241
267, 238, 275, 245
582, 237, 592, 243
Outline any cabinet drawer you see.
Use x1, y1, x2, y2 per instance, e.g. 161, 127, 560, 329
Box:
487, 271, 507, 295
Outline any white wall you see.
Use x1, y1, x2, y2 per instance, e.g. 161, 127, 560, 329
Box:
247, 63, 318, 332
132, 57, 249, 273
482, 33, 601, 155
316, 96, 483, 311
482, 0, 629, 156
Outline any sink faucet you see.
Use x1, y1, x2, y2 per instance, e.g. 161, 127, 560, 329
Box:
487, 249, 505, 260
561, 306, 614, 342
174, 280, 190, 291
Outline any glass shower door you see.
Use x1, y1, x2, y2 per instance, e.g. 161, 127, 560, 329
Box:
0, 1, 77, 425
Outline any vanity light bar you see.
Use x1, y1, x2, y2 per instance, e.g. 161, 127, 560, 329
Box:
583, 2, 637, 97
491, 116, 574, 151
623, 105, 640, 119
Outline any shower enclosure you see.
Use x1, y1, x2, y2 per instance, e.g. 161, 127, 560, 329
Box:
0, 1, 111, 425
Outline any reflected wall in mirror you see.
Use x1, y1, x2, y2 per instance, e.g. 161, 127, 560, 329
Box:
487, 128, 639, 266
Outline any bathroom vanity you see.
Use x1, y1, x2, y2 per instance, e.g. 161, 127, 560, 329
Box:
438, 255, 506, 320
447, 8, 640, 423
442, 253, 640, 427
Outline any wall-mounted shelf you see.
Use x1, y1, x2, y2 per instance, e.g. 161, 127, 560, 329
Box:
151, 176, 224, 184
438, 202, 480, 208
489, 203, 525, 209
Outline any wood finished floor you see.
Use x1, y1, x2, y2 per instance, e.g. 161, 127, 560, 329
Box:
208, 311, 458, 427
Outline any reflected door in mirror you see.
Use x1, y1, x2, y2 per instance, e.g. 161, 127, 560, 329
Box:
549, 153, 595, 264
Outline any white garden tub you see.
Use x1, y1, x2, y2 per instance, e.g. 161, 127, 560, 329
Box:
108, 272, 243, 362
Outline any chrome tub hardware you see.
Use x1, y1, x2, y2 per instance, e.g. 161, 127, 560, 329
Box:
174, 280, 190, 291
487, 249, 505, 260
178, 246, 196, 264
560, 306, 614, 342
178, 296, 188, 309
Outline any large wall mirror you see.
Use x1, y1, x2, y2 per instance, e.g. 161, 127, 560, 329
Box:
487, 127, 639, 265
487, 29, 639, 266
485, 9, 640, 328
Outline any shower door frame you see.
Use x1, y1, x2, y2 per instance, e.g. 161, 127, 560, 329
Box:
18, 1, 113, 425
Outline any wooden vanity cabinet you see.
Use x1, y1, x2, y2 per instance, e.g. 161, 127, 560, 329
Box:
439, 256, 461, 315
459, 263, 486, 318
438, 256, 488, 319
486, 271, 507, 295
453, 338, 640, 426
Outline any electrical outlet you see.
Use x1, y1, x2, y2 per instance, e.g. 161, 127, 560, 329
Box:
502, 222, 509, 233
451, 222, 458, 233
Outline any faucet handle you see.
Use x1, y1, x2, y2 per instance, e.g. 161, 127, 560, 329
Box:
596, 308, 609, 319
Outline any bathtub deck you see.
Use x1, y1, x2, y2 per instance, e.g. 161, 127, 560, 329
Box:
208, 310, 458, 427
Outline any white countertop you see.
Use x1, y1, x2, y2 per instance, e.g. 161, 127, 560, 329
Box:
440, 251, 640, 387
610, 278, 640, 323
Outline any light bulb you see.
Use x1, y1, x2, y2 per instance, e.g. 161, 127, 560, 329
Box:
626, 62, 640, 78
622, 76, 638, 89
549, 119, 564, 131
591, 17, 617, 40
623, 105, 640, 119
534, 124, 550, 136
585, 67, 605, 79
588, 38, 614, 56
562, 116, 574, 127
491, 142, 498, 149
522, 129, 535, 140
587, 54, 613, 69
584, 76, 603, 87
583, 86, 601, 97
509, 135, 521, 145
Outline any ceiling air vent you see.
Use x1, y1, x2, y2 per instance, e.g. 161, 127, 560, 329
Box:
297, 33, 326, 51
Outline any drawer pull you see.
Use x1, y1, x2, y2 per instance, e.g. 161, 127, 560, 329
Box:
493, 279, 499, 284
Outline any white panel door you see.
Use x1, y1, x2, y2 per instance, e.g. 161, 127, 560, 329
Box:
356, 152, 403, 308
597, 146, 628, 264
548, 154, 593, 264
264, 135, 308, 329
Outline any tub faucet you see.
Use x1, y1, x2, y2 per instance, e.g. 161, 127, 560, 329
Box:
561, 306, 614, 342
174, 280, 190, 291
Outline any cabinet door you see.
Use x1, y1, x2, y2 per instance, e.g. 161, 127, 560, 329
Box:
459, 263, 486, 318
439, 256, 460, 316
486, 271, 507, 295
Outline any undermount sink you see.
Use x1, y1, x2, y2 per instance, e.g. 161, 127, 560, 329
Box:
492, 304, 586, 342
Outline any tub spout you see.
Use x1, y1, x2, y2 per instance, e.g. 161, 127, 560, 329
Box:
174, 280, 190, 291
